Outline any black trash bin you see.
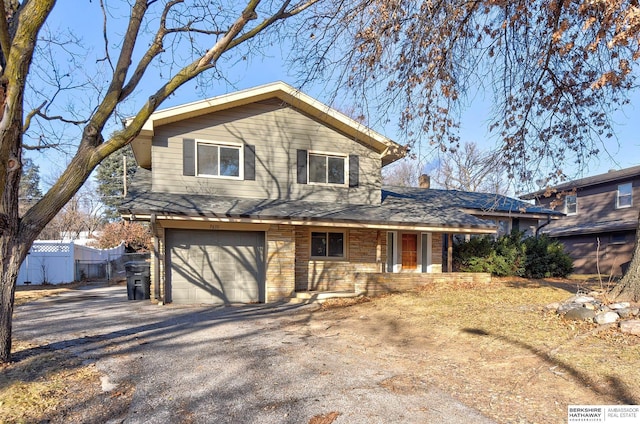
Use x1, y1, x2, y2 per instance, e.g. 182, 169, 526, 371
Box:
125, 261, 151, 300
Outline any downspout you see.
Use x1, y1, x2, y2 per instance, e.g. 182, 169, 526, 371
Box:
150, 214, 162, 304
535, 216, 551, 238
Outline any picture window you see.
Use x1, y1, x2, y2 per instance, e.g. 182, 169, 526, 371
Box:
308, 153, 346, 185
311, 231, 345, 258
197, 141, 242, 178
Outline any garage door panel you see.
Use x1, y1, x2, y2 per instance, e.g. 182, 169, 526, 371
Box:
167, 229, 265, 304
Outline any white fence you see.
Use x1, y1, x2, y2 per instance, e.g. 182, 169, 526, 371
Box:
17, 241, 125, 285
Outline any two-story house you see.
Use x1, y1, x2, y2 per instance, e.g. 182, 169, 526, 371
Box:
521, 165, 640, 276
120, 82, 558, 305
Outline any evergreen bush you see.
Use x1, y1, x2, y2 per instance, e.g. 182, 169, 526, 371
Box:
453, 231, 573, 278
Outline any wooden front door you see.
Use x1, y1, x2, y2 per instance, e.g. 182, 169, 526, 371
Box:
401, 234, 418, 270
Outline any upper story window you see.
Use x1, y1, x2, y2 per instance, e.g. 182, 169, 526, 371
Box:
311, 231, 345, 258
565, 195, 577, 215
308, 152, 347, 185
617, 183, 632, 209
196, 141, 242, 179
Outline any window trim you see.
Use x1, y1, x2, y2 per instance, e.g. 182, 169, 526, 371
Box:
307, 150, 348, 186
195, 139, 244, 180
616, 183, 632, 209
565, 195, 577, 215
310, 229, 347, 260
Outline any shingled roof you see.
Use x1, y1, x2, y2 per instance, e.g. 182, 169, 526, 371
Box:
384, 186, 562, 217
120, 170, 559, 232
520, 165, 640, 200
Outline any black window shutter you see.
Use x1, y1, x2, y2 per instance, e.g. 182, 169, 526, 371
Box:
244, 145, 256, 181
297, 149, 307, 184
349, 154, 359, 188
183, 138, 195, 176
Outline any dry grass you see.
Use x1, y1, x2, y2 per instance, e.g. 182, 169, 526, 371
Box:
317, 277, 640, 423
14, 282, 83, 306
4, 278, 639, 423
0, 341, 100, 423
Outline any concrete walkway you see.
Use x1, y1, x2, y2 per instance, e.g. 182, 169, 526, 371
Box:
13, 284, 496, 423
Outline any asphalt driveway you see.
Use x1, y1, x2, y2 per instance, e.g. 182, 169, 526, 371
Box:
13, 284, 495, 423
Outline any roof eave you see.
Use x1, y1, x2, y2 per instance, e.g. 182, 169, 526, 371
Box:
127, 82, 405, 168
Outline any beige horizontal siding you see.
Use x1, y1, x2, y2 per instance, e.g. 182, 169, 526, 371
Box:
152, 100, 382, 205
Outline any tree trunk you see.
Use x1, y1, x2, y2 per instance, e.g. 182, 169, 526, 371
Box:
0, 235, 29, 362
609, 210, 640, 302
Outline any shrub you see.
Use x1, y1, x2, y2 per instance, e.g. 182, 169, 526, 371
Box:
453, 231, 573, 278
523, 235, 573, 278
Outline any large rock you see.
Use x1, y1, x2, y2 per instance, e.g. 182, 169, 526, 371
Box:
609, 302, 631, 310
563, 307, 596, 322
620, 320, 640, 336
616, 307, 639, 319
558, 303, 582, 314
594, 311, 619, 325
566, 295, 595, 304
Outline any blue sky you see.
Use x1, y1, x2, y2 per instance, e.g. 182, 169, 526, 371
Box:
29, 2, 640, 192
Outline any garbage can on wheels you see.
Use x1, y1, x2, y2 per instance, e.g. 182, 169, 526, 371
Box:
125, 262, 151, 300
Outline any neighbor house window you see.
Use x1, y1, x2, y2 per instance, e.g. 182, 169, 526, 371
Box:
611, 233, 627, 245
197, 141, 242, 178
308, 152, 346, 185
565, 195, 577, 215
617, 183, 632, 208
311, 231, 345, 258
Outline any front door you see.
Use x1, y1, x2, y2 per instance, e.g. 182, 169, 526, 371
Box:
401, 234, 418, 270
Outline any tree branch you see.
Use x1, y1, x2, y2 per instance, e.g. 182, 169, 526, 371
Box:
98, 0, 114, 71
0, 3, 11, 64
227, 0, 319, 51
90, 0, 150, 130
120, 0, 183, 101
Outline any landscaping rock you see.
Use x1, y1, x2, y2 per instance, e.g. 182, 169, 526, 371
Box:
563, 307, 595, 322
620, 320, 640, 336
544, 302, 561, 312
609, 302, 631, 310
616, 307, 639, 319
566, 295, 595, 304
557, 303, 582, 314
594, 311, 619, 325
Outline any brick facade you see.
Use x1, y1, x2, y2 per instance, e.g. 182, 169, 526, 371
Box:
265, 224, 296, 302
152, 223, 455, 303
354, 272, 491, 296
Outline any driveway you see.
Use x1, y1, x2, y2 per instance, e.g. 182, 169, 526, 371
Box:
13, 284, 495, 423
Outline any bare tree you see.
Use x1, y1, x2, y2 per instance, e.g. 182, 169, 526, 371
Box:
382, 157, 422, 187
0, 0, 319, 363
432, 142, 510, 194
39, 182, 104, 240
296, 1, 640, 300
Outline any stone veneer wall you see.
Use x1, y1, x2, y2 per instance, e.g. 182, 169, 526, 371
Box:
150, 235, 165, 303
431, 233, 443, 270
295, 228, 381, 292
354, 272, 491, 297
265, 224, 296, 302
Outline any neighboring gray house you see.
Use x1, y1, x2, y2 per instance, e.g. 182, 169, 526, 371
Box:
521, 165, 640, 275
120, 82, 558, 305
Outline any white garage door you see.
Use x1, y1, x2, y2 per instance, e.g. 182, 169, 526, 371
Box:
166, 229, 265, 304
